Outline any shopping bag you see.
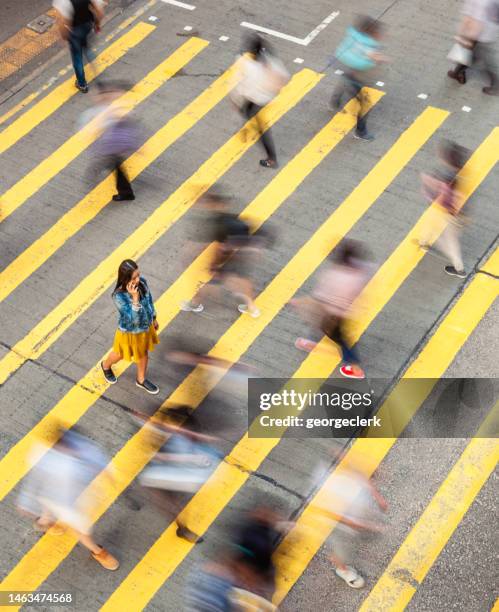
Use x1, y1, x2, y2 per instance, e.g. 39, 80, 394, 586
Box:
447, 43, 472, 66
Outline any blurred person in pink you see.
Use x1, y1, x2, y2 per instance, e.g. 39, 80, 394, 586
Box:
418, 140, 469, 278
291, 240, 374, 380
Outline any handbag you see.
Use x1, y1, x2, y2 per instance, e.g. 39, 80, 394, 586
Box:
447, 42, 472, 66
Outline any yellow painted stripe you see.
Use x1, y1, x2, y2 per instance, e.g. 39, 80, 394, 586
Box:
272, 249, 499, 606
359, 404, 499, 612
0, 57, 233, 305
96, 107, 450, 610
0, 92, 38, 127
0, 69, 319, 387
0, 69, 323, 500
0, 22, 155, 155
492, 598, 499, 612
0, 37, 208, 224
0, 1, 158, 127
0, 88, 388, 599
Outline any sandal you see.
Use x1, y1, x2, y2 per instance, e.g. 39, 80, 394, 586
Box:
295, 338, 317, 352
34, 519, 65, 535
335, 565, 365, 589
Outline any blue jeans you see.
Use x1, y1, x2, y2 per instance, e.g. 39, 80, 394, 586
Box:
321, 315, 360, 366
69, 23, 94, 87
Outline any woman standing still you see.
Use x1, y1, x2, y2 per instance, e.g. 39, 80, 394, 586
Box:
101, 259, 160, 394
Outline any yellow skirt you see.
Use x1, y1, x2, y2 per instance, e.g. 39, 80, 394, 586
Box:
113, 325, 159, 363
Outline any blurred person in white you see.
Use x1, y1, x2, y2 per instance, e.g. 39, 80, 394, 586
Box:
291, 240, 375, 380
231, 33, 289, 168
17, 426, 119, 570
448, 0, 499, 95
312, 455, 388, 589
132, 411, 221, 544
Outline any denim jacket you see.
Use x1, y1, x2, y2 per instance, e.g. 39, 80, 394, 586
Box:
113, 277, 156, 334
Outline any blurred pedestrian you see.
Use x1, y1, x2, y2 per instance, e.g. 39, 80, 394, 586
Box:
231, 33, 289, 168
186, 555, 278, 611
312, 460, 387, 589
418, 140, 469, 278
89, 82, 139, 201
133, 412, 220, 543
291, 241, 374, 380
165, 342, 257, 411
233, 506, 294, 601
101, 259, 160, 394
447, 0, 499, 95
181, 192, 266, 318
53, 0, 104, 93
81, 81, 138, 201
17, 427, 119, 570
330, 15, 389, 141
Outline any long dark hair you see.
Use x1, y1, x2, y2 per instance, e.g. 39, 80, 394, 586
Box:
330, 239, 365, 266
242, 33, 272, 61
113, 259, 145, 298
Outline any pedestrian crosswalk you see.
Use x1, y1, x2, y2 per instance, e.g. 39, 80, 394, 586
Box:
272, 246, 499, 607
0, 36, 208, 224
0, 22, 155, 155
0, 15, 497, 611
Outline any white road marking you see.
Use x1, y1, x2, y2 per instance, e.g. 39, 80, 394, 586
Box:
160, 0, 196, 10
418, 93, 428, 99
462, 105, 471, 112
219, 35, 229, 41
184, 25, 192, 31
302, 10, 340, 45
241, 10, 339, 46
148, 15, 158, 21
294, 57, 304, 64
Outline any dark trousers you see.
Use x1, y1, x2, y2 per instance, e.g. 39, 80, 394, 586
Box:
103, 156, 134, 196
69, 22, 94, 87
452, 41, 498, 88
331, 72, 369, 135
241, 100, 277, 162
321, 315, 360, 365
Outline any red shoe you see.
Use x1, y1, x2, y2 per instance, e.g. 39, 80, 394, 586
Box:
340, 364, 365, 379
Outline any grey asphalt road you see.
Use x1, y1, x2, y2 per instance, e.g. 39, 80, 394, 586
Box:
0, 0, 497, 610
0, 0, 53, 43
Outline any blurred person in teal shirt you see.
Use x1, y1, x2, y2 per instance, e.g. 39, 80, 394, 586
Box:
330, 16, 389, 141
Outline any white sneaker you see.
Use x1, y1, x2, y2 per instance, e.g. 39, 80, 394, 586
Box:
180, 300, 204, 313
335, 566, 365, 589
238, 304, 260, 318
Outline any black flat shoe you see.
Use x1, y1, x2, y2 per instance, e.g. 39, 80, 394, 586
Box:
136, 379, 159, 394
101, 361, 117, 384
112, 193, 135, 201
